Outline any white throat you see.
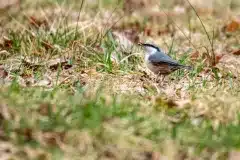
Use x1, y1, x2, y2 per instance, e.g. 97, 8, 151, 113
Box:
144, 52, 155, 64
144, 46, 157, 62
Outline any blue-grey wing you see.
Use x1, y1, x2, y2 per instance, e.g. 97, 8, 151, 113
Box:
148, 52, 180, 66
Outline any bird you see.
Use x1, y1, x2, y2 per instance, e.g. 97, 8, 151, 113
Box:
139, 42, 192, 76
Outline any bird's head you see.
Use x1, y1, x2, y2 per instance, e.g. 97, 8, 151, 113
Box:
138, 42, 161, 54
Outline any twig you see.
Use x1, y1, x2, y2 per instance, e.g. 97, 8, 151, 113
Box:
158, 6, 198, 51
186, 0, 215, 65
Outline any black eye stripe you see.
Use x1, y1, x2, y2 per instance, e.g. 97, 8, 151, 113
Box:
142, 43, 160, 51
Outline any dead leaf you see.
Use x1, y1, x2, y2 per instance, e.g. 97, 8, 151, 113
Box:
29, 16, 48, 29
232, 49, 240, 55
41, 41, 54, 50
190, 51, 200, 61
0, 37, 13, 49
214, 54, 224, 66
226, 20, 240, 32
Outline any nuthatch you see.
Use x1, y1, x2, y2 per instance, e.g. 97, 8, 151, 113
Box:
139, 43, 192, 76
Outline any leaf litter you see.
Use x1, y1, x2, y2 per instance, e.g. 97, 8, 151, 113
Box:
1, 0, 240, 159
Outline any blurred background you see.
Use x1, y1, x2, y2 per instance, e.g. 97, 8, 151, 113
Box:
1, 0, 240, 15
0, 1, 240, 160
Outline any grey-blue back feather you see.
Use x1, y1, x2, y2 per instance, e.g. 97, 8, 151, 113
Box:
148, 51, 180, 66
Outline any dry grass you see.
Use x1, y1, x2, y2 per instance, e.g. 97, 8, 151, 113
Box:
0, 0, 240, 159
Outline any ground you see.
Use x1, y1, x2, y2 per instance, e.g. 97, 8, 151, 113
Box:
0, 0, 240, 159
